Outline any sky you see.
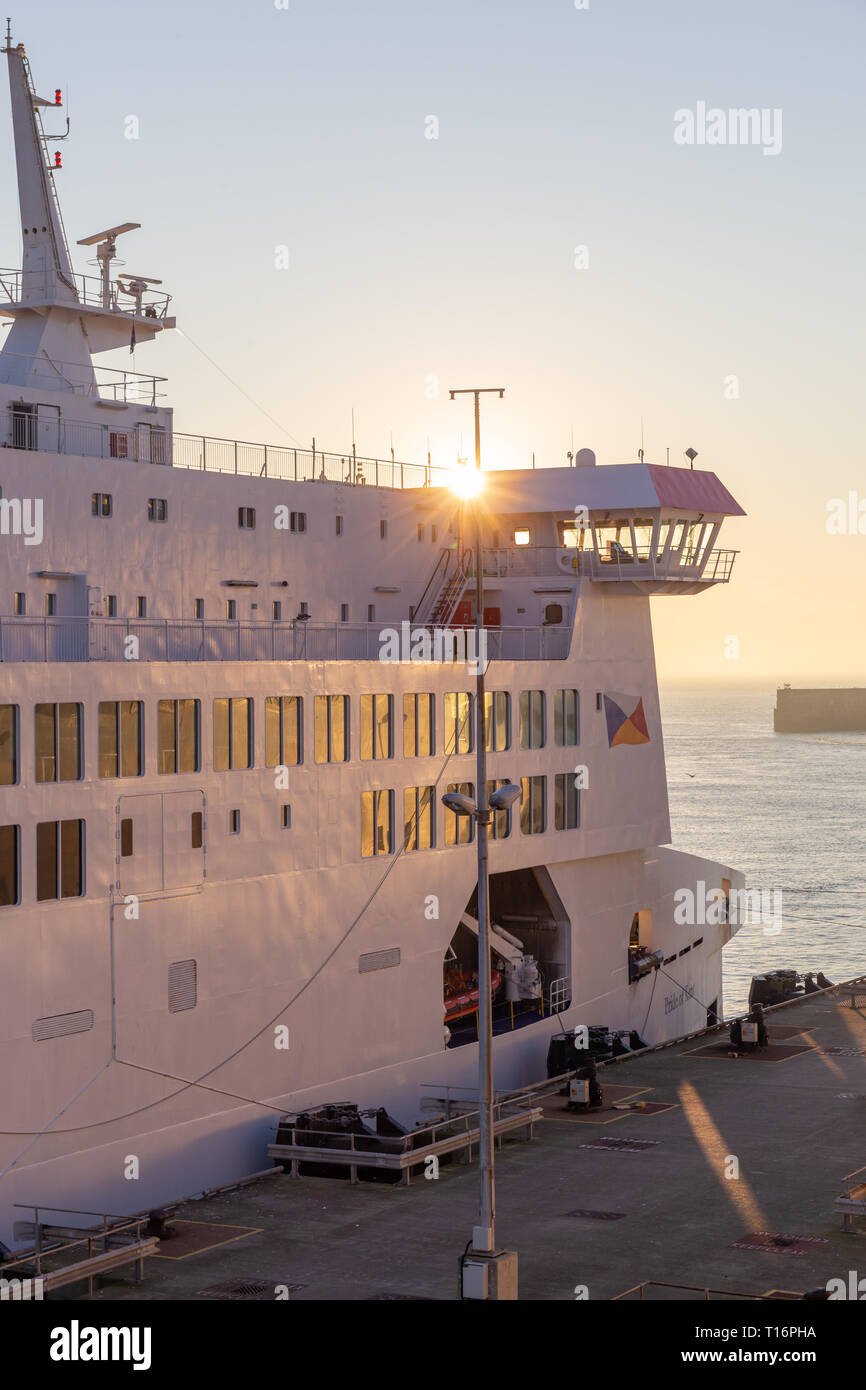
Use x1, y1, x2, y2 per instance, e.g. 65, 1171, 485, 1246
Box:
2, 0, 865, 684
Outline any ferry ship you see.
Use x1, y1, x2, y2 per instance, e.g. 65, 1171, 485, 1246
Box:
0, 30, 746, 1247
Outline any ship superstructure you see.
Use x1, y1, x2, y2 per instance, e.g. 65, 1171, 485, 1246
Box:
0, 32, 746, 1245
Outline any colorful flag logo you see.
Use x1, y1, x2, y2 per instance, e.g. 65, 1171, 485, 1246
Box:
604, 692, 650, 747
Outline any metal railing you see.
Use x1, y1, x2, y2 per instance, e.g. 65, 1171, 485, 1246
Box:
0, 266, 172, 319
1, 407, 443, 487
613, 1281, 783, 1301
468, 546, 737, 584
0, 352, 166, 405
0, 617, 571, 663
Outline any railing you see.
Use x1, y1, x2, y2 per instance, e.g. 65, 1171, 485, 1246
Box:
0, 352, 166, 404
0, 407, 443, 487
0, 617, 571, 663
0, 266, 172, 319
613, 1281, 783, 1302
467, 546, 737, 584
412, 549, 452, 624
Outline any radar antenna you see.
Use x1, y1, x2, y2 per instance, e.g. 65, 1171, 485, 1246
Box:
76, 222, 141, 309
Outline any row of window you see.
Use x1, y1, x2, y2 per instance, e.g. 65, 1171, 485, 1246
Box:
0, 819, 83, 906
88, 496, 443, 543
0, 690, 580, 784
364, 773, 580, 858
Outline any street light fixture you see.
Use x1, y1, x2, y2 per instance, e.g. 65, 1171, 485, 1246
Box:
443, 386, 518, 1302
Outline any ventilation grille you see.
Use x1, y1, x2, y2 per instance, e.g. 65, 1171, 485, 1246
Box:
32, 1010, 94, 1042
358, 948, 401, 973
168, 959, 197, 1012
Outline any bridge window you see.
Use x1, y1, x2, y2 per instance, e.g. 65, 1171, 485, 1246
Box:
36, 818, 83, 901
513, 527, 531, 546
214, 697, 253, 771
98, 701, 142, 778
158, 699, 200, 773
404, 785, 435, 851
484, 691, 510, 752
0, 705, 18, 784
520, 775, 546, 835
445, 692, 473, 755
265, 695, 302, 767
361, 694, 393, 760
554, 772, 579, 829
445, 782, 475, 845
35, 703, 82, 783
554, 689, 579, 746
315, 695, 349, 763
361, 789, 393, 857
519, 690, 546, 749
403, 692, 435, 757
0, 825, 19, 906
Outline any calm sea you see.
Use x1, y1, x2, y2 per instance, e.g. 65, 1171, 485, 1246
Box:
660, 685, 866, 1017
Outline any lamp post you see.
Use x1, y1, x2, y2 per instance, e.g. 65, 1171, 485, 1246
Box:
443, 387, 518, 1299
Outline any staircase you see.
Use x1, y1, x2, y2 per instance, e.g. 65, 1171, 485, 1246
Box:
413, 548, 472, 627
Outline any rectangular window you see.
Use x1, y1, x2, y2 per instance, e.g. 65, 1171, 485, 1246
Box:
290, 511, 306, 533
98, 701, 142, 778
194, 598, 204, 619
226, 599, 237, 620
314, 695, 349, 763
403, 692, 435, 757
272, 600, 281, 621
147, 498, 167, 522
554, 689, 579, 746
157, 699, 200, 774
191, 810, 203, 849
555, 772, 580, 830
340, 604, 349, 623
520, 775, 546, 835
36, 818, 83, 901
445, 782, 475, 845
213, 697, 253, 771
444, 692, 473, 755
281, 804, 291, 829
0, 824, 19, 906
360, 694, 393, 760
484, 691, 510, 752
0, 705, 18, 785
380, 519, 388, 539
361, 789, 393, 857
265, 695, 302, 767
299, 602, 309, 618
229, 809, 240, 834
519, 690, 546, 749
105, 595, 117, 617
120, 817, 134, 857
404, 785, 435, 851
35, 703, 82, 783
486, 779, 512, 840
45, 593, 56, 616
238, 507, 256, 529
513, 527, 531, 546
417, 524, 424, 542
335, 515, 343, 536
91, 492, 112, 516
367, 604, 375, 623
13, 592, 25, 616
431, 524, 438, 543
109, 432, 128, 459
136, 596, 147, 618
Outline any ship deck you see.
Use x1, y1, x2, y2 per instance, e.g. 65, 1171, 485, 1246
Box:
87, 985, 866, 1302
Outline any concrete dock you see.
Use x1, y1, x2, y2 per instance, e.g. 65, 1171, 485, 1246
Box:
87, 986, 866, 1302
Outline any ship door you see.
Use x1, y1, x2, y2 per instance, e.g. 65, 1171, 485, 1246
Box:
36, 404, 61, 453
135, 422, 152, 462
163, 790, 205, 889
116, 794, 164, 896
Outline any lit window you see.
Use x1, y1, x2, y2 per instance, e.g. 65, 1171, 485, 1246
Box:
147, 498, 167, 522
444, 692, 473, 755
444, 782, 475, 845
519, 690, 546, 749
360, 694, 393, 760
213, 698, 253, 771
404, 785, 435, 851
403, 692, 435, 757
35, 703, 82, 783
484, 691, 510, 752
314, 695, 349, 763
91, 493, 112, 517
554, 689, 579, 746
513, 527, 531, 546
520, 776, 546, 835
361, 789, 393, 857
265, 695, 302, 767
158, 699, 200, 774
98, 701, 142, 778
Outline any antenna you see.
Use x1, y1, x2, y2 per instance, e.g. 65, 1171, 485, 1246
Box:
77, 223, 141, 309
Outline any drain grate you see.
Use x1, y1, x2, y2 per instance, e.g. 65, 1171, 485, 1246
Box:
733, 1232, 829, 1257
200, 1277, 306, 1300
566, 1208, 627, 1221
579, 1136, 659, 1153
